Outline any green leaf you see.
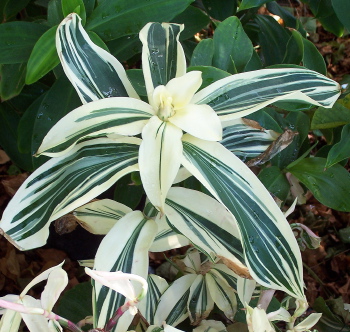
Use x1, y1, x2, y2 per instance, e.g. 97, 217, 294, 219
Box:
93, 211, 156, 330
213, 16, 254, 73
172, 5, 210, 40
266, 2, 297, 29
126, 69, 146, 96
0, 22, 48, 64
326, 124, 350, 168
187, 65, 230, 90
202, 0, 238, 20
258, 166, 290, 202
243, 50, 263, 72
181, 136, 305, 299
245, 107, 285, 133
311, 102, 350, 129
339, 227, 350, 244
302, 37, 327, 75
113, 173, 144, 210
86, 0, 193, 41
0, 63, 26, 101
331, 0, 350, 34
107, 34, 142, 62
190, 39, 214, 67
57, 282, 93, 325
282, 30, 303, 65
288, 157, 350, 212
87, 30, 109, 51
62, 0, 86, 25
26, 25, 60, 85
314, 0, 344, 36
0, 137, 140, 250
47, 0, 64, 26
239, 0, 273, 11
3, 0, 30, 20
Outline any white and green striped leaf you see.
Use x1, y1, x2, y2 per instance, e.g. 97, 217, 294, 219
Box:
74, 199, 132, 234
187, 274, 214, 325
221, 118, 278, 160
192, 68, 340, 121
149, 213, 190, 252
153, 274, 197, 327
181, 135, 305, 299
139, 22, 186, 107
138, 275, 169, 324
57, 13, 139, 104
205, 272, 237, 321
36, 97, 154, 157
164, 187, 248, 277
0, 137, 140, 250
93, 211, 157, 331
139, 116, 183, 212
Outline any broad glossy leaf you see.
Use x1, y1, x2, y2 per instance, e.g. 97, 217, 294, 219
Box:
181, 136, 304, 299
239, 0, 273, 11
288, 157, 350, 212
202, 0, 237, 20
153, 274, 197, 326
37, 96, 154, 157
0, 22, 48, 64
107, 35, 141, 62
302, 37, 326, 75
266, 2, 297, 29
331, 0, 350, 35
126, 69, 146, 97
165, 187, 248, 277
0, 137, 140, 250
192, 68, 340, 121
221, 118, 277, 160
86, 0, 193, 41
213, 16, 253, 74
74, 199, 132, 234
282, 30, 303, 65
57, 13, 139, 104
139, 22, 186, 106
47, 0, 64, 27
311, 102, 350, 129
245, 107, 285, 133
62, 0, 86, 25
187, 66, 230, 90
138, 275, 169, 324
2, 0, 30, 20
0, 63, 26, 101
93, 211, 157, 331
326, 124, 350, 168
26, 25, 60, 85
190, 39, 214, 67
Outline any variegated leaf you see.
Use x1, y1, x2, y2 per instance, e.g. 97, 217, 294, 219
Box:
188, 274, 214, 325
164, 187, 248, 278
36, 97, 154, 157
153, 274, 197, 327
74, 199, 132, 234
139, 116, 183, 212
57, 13, 139, 104
149, 213, 190, 252
0, 137, 140, 250
93, 211, 157, 331
139, 22, 186, 108
181, 135, 305, 299
205, 272, 237, 321
138, 274, 169, 324
221, 118, 278, 160
192, 68, 340, 121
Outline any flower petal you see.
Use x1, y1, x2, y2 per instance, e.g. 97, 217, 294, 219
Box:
139, 116, 183, 212
166, 71, 202, 109
169, 104, 222, 141
20, 297, 47, 332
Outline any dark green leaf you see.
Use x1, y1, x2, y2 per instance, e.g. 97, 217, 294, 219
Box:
113, 173, 144, 210
190, 39, 214, 67
107, 34, 142, 62
0, 63, 26, 101
62, 0, 86, 25
0, 103, 33, 170
326, 124, 350, 168
266, 2, 297, 28
202, 0, 237, 20
87, 31, 109, 51
47, 0, 64, 26
83, 0, 95, 17
57, 282, 93, 326
245, 107, 285, 133
282, 30, 303, 65
331, 0, 350, 35
26, 25, 60, 85
126, 69, 146, 96
213, 16, 254, 73
339, 227, 350, 244
302, 37, 326, 75
0, 22, 48, 64
172, 5, 210, 40
86, 0, 193, 41
187, 65, 230, 90
288, 157, 350, 212
311, 102, 350, 129
239, 0, 273, 11
243, 50, 263, 72
258, 166, 290, 202
3, 0, 30, 20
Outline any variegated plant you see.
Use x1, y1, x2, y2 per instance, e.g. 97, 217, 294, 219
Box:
0, 12, 341, 332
